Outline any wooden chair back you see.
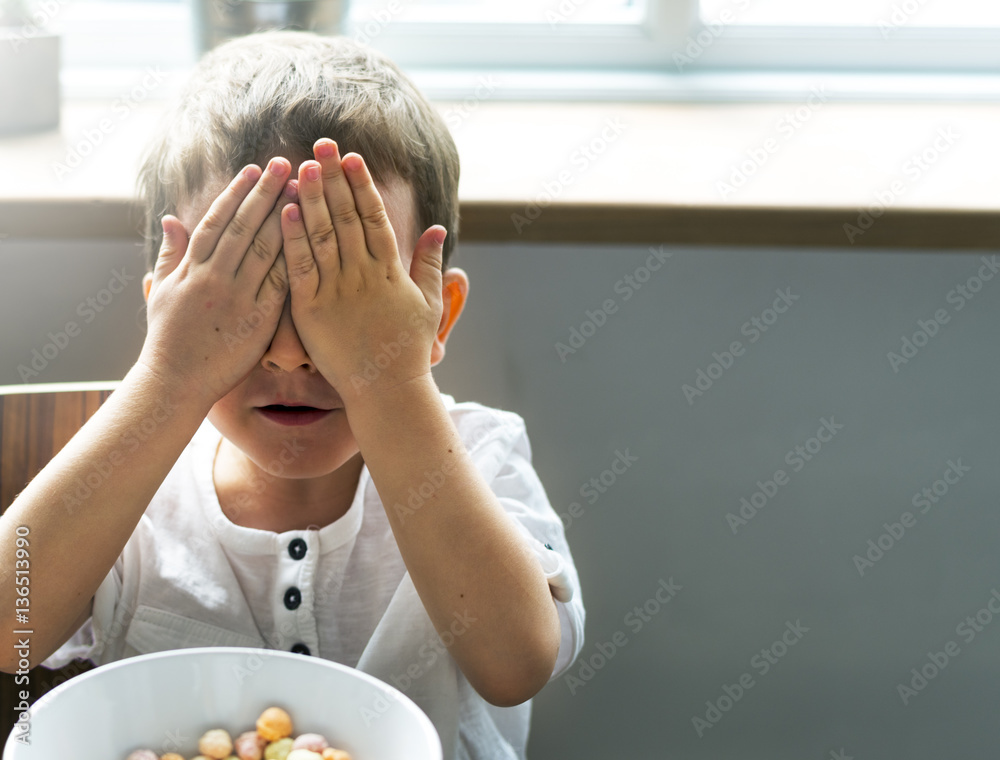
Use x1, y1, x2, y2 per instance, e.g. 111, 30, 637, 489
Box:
0, 382, 117, 742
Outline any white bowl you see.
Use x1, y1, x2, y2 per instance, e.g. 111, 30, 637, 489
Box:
3, 647, 442, 760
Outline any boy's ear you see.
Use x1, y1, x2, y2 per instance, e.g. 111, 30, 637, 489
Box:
430, 268, 469, 367
142, 272, 153, 303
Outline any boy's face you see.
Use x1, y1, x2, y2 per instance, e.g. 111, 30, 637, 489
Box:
147, 159, 464, 482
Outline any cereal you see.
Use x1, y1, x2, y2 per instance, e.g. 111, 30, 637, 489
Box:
122, 707, 351, 760
292, 734, 329, 752
200, 728, 235, 759
235, 729, 270, 760
321, 750, 352, 760
286, 751, 323, 760
264, 737, 295, 760
257, 706, 293, 741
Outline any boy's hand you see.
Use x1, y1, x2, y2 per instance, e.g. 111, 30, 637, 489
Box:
137, 159, 296, 405
280, 139, 447, 406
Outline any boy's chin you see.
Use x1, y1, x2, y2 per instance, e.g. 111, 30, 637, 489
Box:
245, 444, 362, 480
255, 459, 355, 480
210, 410, 358, 471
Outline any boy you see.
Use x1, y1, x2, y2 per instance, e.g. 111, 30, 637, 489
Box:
0, 31, 584, 759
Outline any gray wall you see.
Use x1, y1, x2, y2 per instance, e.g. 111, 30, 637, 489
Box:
0, 239, 150, 386
2, 238, 999, 759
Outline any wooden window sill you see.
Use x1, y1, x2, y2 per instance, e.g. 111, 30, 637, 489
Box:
1, 100, 999, 249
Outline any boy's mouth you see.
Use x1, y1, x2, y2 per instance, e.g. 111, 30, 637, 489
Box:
256, 404, 335, 427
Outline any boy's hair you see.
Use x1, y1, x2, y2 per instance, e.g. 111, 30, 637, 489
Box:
136, 30, 460, 272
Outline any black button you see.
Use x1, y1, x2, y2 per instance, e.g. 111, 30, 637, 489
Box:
288, 538, 307, 560
283, 587, 301, 610
291, 643, 310, 656
544, 543, 553, 550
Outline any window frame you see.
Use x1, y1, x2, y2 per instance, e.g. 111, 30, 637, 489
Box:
357, 0, 691, 70
692, 23, 1000, 73
49, 0, 1000, 101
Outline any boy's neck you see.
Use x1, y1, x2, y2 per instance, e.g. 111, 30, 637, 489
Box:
213, 437, 364, 534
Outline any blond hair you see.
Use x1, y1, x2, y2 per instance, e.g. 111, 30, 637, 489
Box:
136, 30, 460, 271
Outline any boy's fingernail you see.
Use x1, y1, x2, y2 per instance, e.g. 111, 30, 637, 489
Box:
269, 158, 289, 177
288, 205, 301, 222
284, 181, 298, 199
433, 227, 447, 246
306, 164, 321, 181
315, 140, 336, 159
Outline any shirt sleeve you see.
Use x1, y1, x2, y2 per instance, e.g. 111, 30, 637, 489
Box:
460, 406, 586, 682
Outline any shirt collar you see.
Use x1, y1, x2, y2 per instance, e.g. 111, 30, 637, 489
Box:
192, 418, 368, 556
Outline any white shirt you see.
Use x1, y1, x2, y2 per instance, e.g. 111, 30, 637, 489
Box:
41, 392, 585, 760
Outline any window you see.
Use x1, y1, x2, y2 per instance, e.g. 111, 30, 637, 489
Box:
43, 0, 1000, 99
700, 0, 1000, 28
693, 0, 1000, 73
348, 0, 667, 69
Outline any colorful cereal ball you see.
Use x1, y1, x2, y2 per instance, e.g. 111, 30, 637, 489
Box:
264, 737, 295, 760
235, 729, 270, 760
124, 751, 158, 760
291, 734, 329, 752
321, 750, 352, 760
286, 751, 323, 760
199, 728, 234, 759
257, 706, 294, 742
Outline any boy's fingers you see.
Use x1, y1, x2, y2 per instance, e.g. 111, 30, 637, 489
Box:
281, 203, 320, 298
151, 215, 189, 290
258, 249, 289, 309
187, 165, 262, 264
297, 159, 341, 274
235, 180, 298, 289
341, 153, 398, 265
212, 157, 291, 272
313, 139, 368, 267
409, 225, 446, 304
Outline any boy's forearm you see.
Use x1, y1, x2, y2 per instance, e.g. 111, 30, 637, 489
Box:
345, 375, 562, 706
0, 363, 214, 670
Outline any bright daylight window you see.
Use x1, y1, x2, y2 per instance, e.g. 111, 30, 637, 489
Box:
699, 0, 1000, 27
693, 0, 1000, 74
374, 0, 637, 24
51, 0, 649, 73
35, 0, 1000, 97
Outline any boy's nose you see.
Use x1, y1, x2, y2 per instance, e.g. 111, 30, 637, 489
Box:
260, 294, 316, 374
